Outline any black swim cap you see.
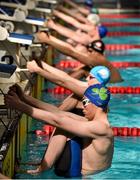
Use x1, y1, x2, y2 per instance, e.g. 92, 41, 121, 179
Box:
87, 40, 105, 54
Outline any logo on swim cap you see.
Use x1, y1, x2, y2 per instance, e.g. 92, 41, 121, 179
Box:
98, 69, 109, 79
91, 87, 108, 101
84, 84, 110, 108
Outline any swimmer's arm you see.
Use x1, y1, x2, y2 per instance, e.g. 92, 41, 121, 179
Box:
53, 9, 83, 29
63, 0, 90, 16
47, 20, 88, 44
57, 6, 88, 24
26, 105, 107, 137
22, 95, 60, 112
46, 36, 122, 83
7, 84, 58, 112
47, 34, 109, 67
27, 60, 87, 97
68, 67, 87, 79
38, 33, 93, 66
37, 33, 122, 83
59, 94, 80, 111
5, 95, 107, 137
53, 9, 93, 32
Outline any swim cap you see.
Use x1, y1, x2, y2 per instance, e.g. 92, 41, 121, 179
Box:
98, 25, 108, 38
89, 66, 110, 84
87, 40, 105, 54
85, 0, 93, 8
84, 84, 110, 108
87, 13, 100, 25
90, 8, 99, 14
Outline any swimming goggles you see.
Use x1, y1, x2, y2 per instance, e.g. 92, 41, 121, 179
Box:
82, 98, 91, 107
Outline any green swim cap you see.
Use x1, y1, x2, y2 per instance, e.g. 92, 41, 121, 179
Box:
91, 8, 99, 14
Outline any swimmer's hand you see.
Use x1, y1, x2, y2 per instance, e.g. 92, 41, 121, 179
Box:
37, 31, 50, 43
8, 84, 25, 101
27, 60, 42, 73
4, 90, 22, 109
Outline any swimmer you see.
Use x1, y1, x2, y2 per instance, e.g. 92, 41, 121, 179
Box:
36, 32, 123, 83
27, 60, 110, 97
10, 65, 111, 176
4, 83, 114, 177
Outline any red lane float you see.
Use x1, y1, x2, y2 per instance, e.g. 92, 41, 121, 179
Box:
111, 62, 140, 68
35, 125, 54, 136
108, 32, 140, 37
48, 86, 72, 95
55, 60, 81, 68
102, 22, 140, 27
56, 60, 140, 69
100, 14, 140, 18
108, 87, 140, 94
106, 44, 140, 51
112, 127, 140, 136
48, 86, 140, 95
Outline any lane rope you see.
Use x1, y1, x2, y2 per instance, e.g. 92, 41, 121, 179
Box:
112, 127, 140, 136
106, 44, 140, 51
47, 86, 140, 94
102, 22, 140, 27
56, 60, 140, 69
100, 14, 140, 18
108, 32, 140, 36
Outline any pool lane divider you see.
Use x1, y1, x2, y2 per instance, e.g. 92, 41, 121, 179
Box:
103, 22, 140, 27
34, 125, 140, 137
100, 14, 140, 18
47, 86, 140, 94
55, 60, 140, 69
108, 32, 140, 37
112, 127, 140, 136
106, 44, 140, 51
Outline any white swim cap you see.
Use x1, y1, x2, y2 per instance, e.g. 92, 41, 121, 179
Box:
87, 13, 100, 25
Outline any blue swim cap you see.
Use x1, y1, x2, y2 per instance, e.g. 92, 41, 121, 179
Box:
98, 25, 108, 38
85, 0, 93, 8
84, 84, 110, 109
90, 66, 110, 85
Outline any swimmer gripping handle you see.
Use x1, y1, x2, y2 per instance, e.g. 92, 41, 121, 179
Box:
68, 138, 82, 177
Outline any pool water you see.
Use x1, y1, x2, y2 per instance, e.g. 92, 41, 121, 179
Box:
15, 17, 140, 179
107, 54, 140, 62
104, 36, 140, 44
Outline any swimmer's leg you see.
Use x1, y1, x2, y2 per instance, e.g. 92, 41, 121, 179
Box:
27, 128, 72, 175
